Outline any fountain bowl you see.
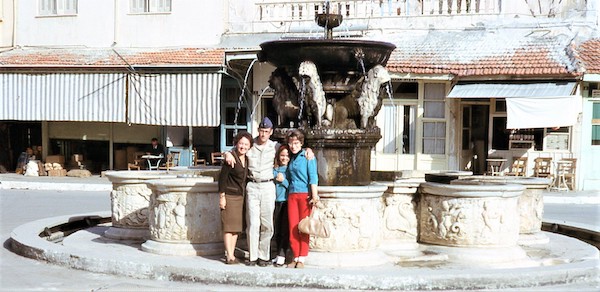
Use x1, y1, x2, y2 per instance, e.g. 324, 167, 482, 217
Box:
258, 39, 396, 74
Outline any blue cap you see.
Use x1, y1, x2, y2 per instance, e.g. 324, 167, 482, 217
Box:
259, 117, 273, 129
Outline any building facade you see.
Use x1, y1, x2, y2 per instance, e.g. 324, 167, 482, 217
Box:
1, 0, 599, 190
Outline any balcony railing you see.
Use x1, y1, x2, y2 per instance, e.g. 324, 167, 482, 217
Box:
256, 0, 501, 22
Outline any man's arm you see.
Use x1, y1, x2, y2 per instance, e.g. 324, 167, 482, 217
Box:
223, 151, 236, 166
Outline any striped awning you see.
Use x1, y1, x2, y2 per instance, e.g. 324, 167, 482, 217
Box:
1, 72, 223, 127
128, 73, 222, 127
0, 73, 126, 122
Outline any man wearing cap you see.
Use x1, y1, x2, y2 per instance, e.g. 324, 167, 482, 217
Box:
224, 117, 312, 267
224, 117, 278, 266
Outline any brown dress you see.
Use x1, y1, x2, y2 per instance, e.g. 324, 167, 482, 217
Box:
218, 152, 248, 233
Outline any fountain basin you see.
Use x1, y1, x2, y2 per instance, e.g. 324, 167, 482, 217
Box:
103, 170, 177, 241
306, 184, 389, 267
258, 39, 396, 74
418, 182, 525, 247
141, 177, 221, 256
456, 176, 551, 244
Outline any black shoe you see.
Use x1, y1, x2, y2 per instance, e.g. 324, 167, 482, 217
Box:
257, 259, 270, 267
245, 260, 257, 266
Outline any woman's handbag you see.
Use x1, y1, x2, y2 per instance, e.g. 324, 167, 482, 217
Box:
298, 208, 330, 238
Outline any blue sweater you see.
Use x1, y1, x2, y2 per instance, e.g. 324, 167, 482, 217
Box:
273, 165, 289, 202
286, 149, 318, 194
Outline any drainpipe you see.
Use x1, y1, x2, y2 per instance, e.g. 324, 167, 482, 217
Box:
12, 0, 17, 47
113, 0, 119, 46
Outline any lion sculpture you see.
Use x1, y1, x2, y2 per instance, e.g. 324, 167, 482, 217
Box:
269, 67, 301, 128
334, 65, 391, 129
298, 61, 330, 127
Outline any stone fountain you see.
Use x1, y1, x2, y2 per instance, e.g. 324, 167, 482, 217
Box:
261, 2, 395, 187
258, 2, 396, 266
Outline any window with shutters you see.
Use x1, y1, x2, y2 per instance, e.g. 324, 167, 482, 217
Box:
39, 0, 77, 16
130, 0, 172, 13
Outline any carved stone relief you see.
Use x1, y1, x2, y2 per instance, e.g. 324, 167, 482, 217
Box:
110, 183, 151, 228
149, 192, 188, 241
310, 197, 383, 252
148, 188, 221, 243
419, 195, 519, 247
518, 189, 544, 234
382, 193, 417, 240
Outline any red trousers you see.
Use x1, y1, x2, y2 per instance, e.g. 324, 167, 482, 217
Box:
287, 193, 310, 257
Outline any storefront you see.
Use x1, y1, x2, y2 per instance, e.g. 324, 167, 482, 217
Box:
447, 81, 581, 177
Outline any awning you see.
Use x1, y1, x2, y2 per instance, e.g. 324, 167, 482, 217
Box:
0, 73, 126, 122
447, 82, 580, 129
128, 73, 222, 127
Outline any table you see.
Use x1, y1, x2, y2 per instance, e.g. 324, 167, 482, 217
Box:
486, 158, 507, 176
142, 155, 163, 170
549, 160, 571, 192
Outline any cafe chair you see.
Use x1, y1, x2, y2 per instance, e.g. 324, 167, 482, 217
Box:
211, 152, 223, 166
159, 152, 180, 171
193, 148, 206, 166
127, 152, 144, 171
505, 157, 527, 177
533, 157, 552, 178
561, 158, 577, 191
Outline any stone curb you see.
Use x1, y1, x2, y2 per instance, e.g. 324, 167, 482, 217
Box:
9, 213, 600, 290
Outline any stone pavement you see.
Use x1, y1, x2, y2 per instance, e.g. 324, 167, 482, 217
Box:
1, 173, 599, 290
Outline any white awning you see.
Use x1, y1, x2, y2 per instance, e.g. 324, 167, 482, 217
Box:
0, 73, 126, 122
128, 73, 222, 127
447, 82, 580, 129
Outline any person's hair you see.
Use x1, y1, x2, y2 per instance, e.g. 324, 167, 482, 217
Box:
233, 131, 253, 148
274, 145, 290, 167
286, 129, 304, 145
151, 138, 158, 142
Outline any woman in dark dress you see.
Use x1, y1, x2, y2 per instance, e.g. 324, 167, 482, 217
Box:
218, 131, 253, 264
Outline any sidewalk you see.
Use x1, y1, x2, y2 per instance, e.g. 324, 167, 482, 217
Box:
0, 173, 598, 204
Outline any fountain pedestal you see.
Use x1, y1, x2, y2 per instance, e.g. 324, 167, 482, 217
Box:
103, 171, 177, 241
274, 128, 381, 186
305, 184, 389, 267
141, 177, 222, 256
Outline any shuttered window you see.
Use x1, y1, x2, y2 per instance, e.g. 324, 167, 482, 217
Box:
130, 0, 172, 13
39, 0, 77, 16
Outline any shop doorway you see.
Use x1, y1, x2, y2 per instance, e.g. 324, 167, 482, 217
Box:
0, 122, 42, 172
460, 104, 489, 174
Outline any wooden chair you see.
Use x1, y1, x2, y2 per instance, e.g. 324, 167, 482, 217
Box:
193, 148, 206, 166
211, 152, 223, 166
533, 157, 552, 178
127, 152, 144, 171
561, 158, 577, 190
506, 157, 527, 177
159, 152, 180, 171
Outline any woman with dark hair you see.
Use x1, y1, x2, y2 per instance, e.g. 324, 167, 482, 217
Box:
218, 131, 253, 264
272, 144, 291, 267
285, 129, 319, 269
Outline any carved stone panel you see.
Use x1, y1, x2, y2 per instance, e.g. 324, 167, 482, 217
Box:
518, 189, 544, 234
146, 179, 221, 244
382, 192, 417, 241
110, 183, 152, 229
419, 195, 520, 247
310, 196, 384, 252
